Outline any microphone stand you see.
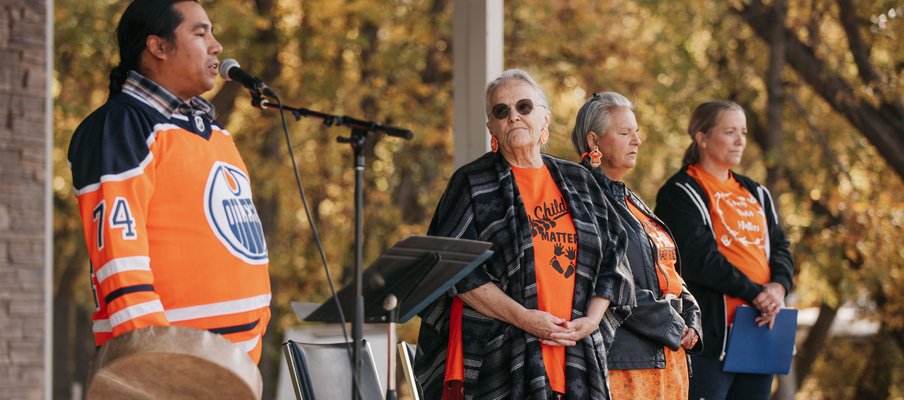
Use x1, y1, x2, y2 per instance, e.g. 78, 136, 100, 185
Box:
252, 94, 412, 400
252, 97, 414, 139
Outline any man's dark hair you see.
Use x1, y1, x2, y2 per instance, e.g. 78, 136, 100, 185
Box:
109, 0, 198, 96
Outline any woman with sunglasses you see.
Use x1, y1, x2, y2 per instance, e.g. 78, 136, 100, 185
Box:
654, 101, 793, 399
571, 92, 702, 400
415, 69, 635, 400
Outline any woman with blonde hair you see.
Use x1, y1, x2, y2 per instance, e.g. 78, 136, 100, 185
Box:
655, 101, 794, 399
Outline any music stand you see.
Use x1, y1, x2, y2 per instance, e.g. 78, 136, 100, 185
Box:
296, 235, 493, 400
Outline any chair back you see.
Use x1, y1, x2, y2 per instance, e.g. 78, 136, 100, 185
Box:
397, 341, 422, 400
283, 339, 383, 400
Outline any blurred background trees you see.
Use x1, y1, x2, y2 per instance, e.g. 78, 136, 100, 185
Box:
53, 0, 902, 398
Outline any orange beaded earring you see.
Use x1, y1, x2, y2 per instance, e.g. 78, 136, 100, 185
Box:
589, 145, 603, 168
490, 136, 499, 153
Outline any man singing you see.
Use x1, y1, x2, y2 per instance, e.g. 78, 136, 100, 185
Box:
68, 0, 271, 363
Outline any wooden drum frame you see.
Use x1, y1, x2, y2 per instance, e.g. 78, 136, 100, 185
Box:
86, 326, 263, 399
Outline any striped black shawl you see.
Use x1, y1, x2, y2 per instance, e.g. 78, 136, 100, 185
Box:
415, 152, 635, 400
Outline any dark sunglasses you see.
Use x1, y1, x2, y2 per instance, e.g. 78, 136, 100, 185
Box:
491, 99, 539, 120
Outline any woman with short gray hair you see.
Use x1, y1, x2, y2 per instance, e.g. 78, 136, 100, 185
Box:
415, 73, 635, 400
572, 92, 702, 400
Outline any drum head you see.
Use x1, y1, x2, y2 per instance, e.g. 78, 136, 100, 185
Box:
86, 326, 263, 399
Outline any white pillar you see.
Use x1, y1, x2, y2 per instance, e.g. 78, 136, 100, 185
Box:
452, 0, 503, 169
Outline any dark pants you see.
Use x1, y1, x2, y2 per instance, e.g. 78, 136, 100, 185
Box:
688, 354, 773, 400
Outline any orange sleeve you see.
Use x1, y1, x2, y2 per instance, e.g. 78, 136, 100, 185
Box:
74, 141, 169, 338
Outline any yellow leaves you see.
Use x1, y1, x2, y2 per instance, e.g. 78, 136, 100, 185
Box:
316, 199, 339, 220
50, 0, 904, 375
810, 188, 822, 201
686, 30, 714, 66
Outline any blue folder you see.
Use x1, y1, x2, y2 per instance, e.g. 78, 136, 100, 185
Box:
722, 305, 797, 375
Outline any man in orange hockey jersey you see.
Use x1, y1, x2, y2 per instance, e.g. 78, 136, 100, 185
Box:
68, 0, 271, 363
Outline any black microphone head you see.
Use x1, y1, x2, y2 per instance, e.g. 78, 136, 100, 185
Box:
218, 58, 240, 81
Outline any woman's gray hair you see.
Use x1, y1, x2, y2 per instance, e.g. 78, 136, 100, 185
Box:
485, 69, 550, 120
682, 100, 744, 167
570, 92, 634, 156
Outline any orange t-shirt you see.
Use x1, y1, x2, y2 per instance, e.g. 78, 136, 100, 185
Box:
610, 198, 689, 400
687, 164, 769, 324
513, 165, 577, 393
444, 165, 577, 394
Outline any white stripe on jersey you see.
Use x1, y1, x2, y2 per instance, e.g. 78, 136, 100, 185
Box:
93, 326, 263, 356
165, 294, 272, 322
73, 123, 184, 195
93, 319, 112, 333
109, 299, 166, 329
96, 256, 151, 284
94, 294, 271, 331
74, 151, 154, 195
235, 335, 261, 353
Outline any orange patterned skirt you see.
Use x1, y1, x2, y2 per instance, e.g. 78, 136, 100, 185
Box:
609, 346, 688, 400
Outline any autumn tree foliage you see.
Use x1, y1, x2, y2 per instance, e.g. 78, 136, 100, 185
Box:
53, 0, 902, 398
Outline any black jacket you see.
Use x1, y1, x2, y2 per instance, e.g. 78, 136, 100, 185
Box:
585, 162, 703, 370
654, 166, 794, 360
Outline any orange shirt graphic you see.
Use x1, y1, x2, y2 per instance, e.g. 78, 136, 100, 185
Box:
687, 165, 768, 324
513, 165, 577, 394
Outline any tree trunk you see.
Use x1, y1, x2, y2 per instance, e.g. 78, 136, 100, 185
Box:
395, 0, 451, 225
74, 306, 93, 399
794, 302, 838, 387
762, 0, 786, 191
854, 327, 897, 399
736, 0, 904, 180
52, 298, 72, 400
52, 249, 84, 399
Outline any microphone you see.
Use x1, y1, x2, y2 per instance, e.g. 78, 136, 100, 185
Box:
218, 59, 277, 98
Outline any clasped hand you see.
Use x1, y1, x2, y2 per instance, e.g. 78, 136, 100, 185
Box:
679, 327, 698, 350
752, 282, 786, 329
518, 309, 597, 347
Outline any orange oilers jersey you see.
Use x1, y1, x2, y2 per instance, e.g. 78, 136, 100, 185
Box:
68, 84, 271, 363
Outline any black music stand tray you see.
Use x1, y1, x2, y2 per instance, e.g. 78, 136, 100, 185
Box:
294, 235, 493, 400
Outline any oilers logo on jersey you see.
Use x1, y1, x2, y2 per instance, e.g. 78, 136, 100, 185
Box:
204, 161, 268, 264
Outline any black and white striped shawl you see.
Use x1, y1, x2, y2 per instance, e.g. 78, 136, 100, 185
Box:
415, 152, 635, 400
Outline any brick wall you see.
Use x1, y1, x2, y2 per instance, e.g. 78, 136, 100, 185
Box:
0, 1, 49, 399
